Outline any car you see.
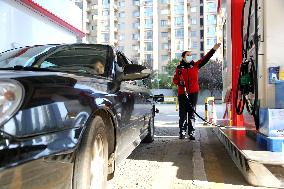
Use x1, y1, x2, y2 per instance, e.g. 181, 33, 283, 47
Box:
0, 44, 163, 189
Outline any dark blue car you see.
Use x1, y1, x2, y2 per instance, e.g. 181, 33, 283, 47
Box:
0, 44, 162, 189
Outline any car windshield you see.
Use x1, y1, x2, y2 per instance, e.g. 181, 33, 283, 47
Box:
0, 45, 56, 68
0, 45, 113, 76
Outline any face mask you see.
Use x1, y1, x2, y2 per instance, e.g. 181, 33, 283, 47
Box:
186, 55, 193, 63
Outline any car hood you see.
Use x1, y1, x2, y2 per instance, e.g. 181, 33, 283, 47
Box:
0, 70, 66, 79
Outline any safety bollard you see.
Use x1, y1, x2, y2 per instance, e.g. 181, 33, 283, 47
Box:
204, 97, 216, 126
204, 101, 209, 125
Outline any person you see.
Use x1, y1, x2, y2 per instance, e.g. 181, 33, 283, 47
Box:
173, 43, 221, 140
93, 60, 105, 75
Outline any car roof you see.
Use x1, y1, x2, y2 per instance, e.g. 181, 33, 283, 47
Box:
1, 43, 114, 54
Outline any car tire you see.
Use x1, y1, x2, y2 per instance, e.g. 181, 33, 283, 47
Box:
73, 116, 108, 189
142, 116, 155, 143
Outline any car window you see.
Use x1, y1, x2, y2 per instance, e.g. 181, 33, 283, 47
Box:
38, 47, 109, 77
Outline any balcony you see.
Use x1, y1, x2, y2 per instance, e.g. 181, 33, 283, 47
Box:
113, 4, 118, 11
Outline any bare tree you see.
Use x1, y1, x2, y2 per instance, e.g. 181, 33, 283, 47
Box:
198, 59, 223, 96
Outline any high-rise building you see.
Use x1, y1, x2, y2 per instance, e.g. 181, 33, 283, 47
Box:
189, 0, 219, 60
83, 0, 219, 72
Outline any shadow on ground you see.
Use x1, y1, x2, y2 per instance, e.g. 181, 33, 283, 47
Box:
128, 126, 250, 186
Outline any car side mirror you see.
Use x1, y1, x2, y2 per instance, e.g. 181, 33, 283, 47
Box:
121, 64, 151, 81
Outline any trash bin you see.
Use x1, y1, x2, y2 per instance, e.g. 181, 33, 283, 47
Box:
275, 81, 284, 108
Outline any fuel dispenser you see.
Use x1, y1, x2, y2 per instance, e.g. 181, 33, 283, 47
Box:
221, 0, 284, 143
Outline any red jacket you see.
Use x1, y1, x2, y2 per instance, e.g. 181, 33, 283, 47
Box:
173, 49, 216, 95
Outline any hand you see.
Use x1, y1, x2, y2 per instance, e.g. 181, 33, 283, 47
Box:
213, 43, 221, 50
179, 80, 185, 86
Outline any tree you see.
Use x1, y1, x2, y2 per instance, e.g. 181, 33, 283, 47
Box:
142, 59, 180, 93
165, 58, 180, 76
198, 59, 223, 96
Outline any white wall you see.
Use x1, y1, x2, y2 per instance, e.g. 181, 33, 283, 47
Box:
34, 0, 82, 30
0, 0, 77, 52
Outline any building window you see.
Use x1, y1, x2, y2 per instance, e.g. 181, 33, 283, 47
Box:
207, 15, 217, 25
161, 9, 169, 15
192, 41, 198, 49
160, 0, 169, 3
118, 46, 125, 51
162, 55, 168, 61
144, 7, 153, 17
133, 0, 139, 5
145, 19, 153, 28
162, 43, 169, 50
191, 7, 197, 12
161, 20, 168, 27
175, 53, 182, 58
191, 18, 197, 25
200, 18, 204, 26
145, 54, 153, 62
91, 26, 96, 30
175, 17, 184, 26
207, 2, 217, 13
119, 23, 125, 29
200, 42, 204, 51
191, 31, 197, 37
132, 45, 139, 50
176, 41, 184, 50
102, 0, 110, 5
174, 5, 184, 15
119, 12, 125, 18
200, 30, 204, 39
102, 10, 109, 16
103, 33, 109, 42
175, 29, 184, 38
145, 0, 153, 6
145, 42, 153, 51
161, 32, 168, 37
207, 38, 217, 47
132, 22, 139, 29
133, 11, 139, 17
200, 6, 204, 16
207, 27, 216, 36
132, 33, 139, 40
119, 1, 125, 7
192, 54, 197, 60
119, 34, 125, 40
145, 31, 153, 39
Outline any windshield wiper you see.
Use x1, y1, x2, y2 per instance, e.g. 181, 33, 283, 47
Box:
0, 66, 59, 72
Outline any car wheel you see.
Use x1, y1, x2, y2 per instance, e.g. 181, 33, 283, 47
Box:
142, 116, 155, 143
73, 116, 108, 189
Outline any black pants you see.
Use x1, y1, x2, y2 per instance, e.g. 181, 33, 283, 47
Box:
178, 93, 198, 135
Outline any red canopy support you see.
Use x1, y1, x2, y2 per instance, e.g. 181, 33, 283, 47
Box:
231, 0, 244, 126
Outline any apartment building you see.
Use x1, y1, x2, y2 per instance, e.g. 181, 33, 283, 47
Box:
83, 0, 219, 72
189, 0, 219, 60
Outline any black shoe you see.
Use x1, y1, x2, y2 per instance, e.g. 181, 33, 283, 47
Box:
188, 135, 195, 140
179, 134, 185, 139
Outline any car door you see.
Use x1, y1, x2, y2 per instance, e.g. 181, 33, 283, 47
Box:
113, 53, 140, 160
116, 54, 151, 142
